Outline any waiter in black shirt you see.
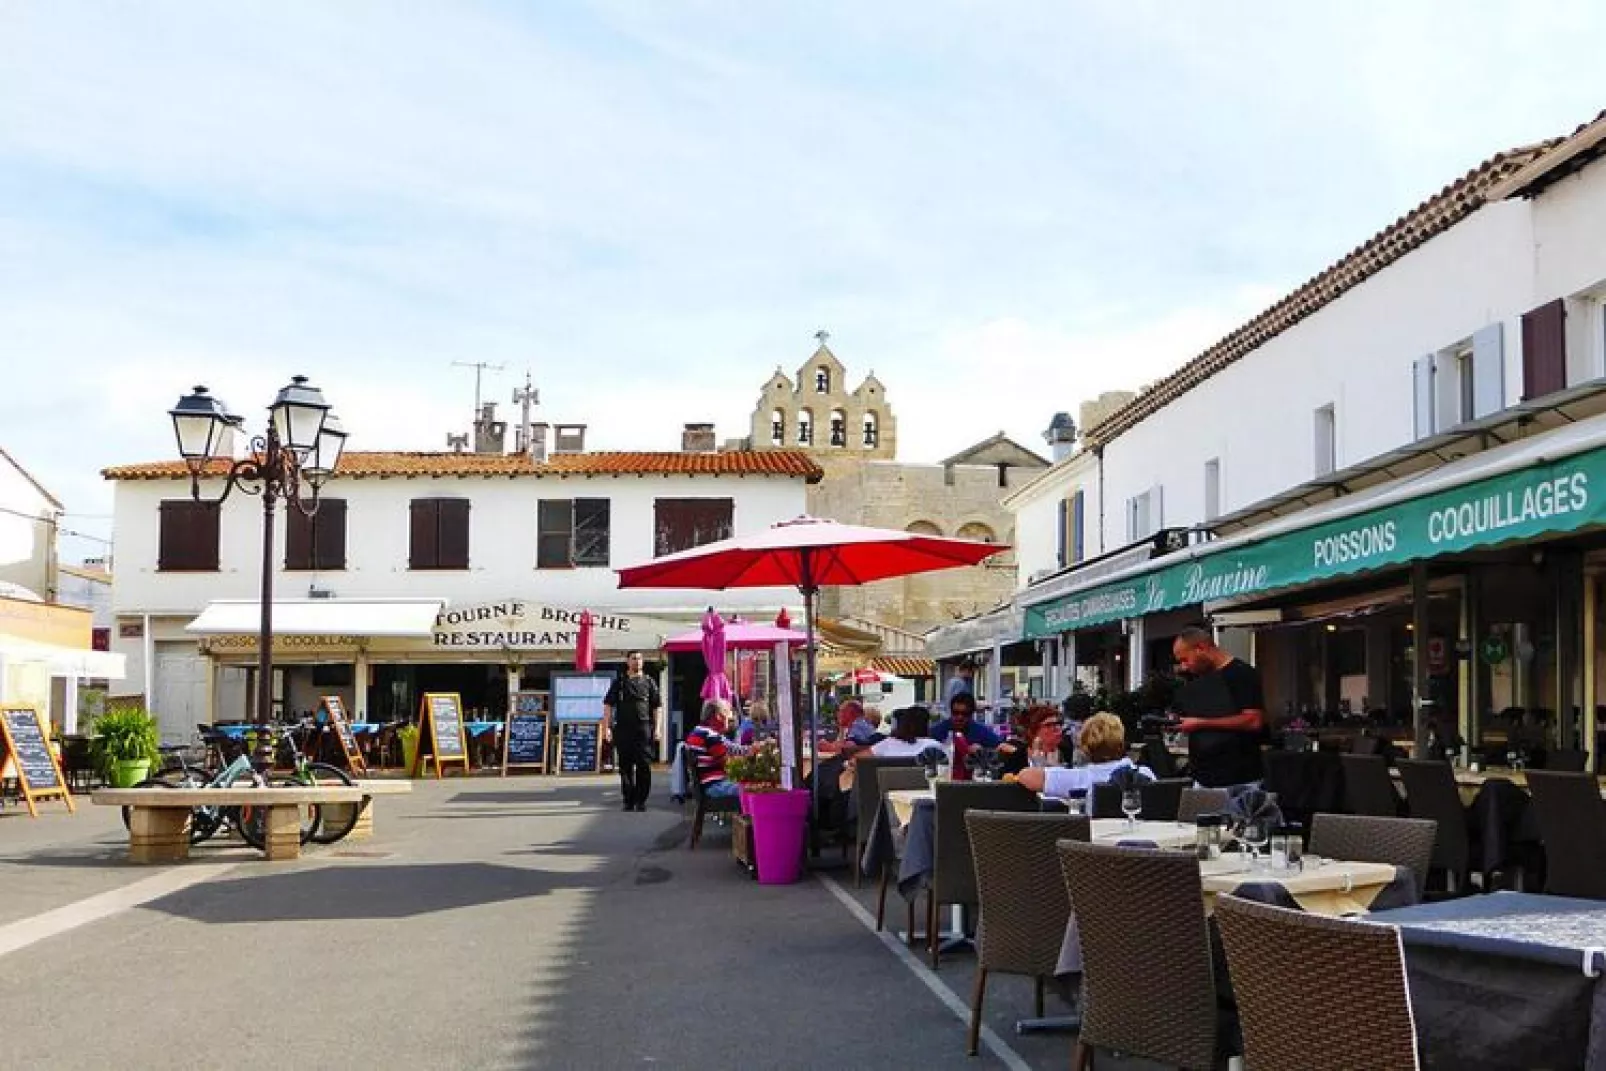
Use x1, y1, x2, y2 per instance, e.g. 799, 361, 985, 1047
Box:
1171, 626, 1266, 790
603, 652, 661, 812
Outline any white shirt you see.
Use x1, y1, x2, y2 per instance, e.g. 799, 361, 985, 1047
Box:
1041, 757, 1155, 798
871, 736, 943, 759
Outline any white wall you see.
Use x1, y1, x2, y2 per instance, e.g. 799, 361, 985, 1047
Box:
110, 471, 808, 617
0, 451, 57, 599
1005, 452, 1099, 587
1099, 199, 1539, 540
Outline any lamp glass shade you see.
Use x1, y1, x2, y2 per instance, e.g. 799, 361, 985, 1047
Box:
167, 386, 234, 464
304, 413, 347, 479
270, 375, 331, 457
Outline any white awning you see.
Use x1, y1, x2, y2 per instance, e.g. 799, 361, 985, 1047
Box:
0, 636, 126, 680
185, 599, 445, 638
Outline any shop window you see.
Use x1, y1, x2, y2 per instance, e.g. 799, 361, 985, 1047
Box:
409, 498, 470, 570
158, 500, 220, 572
654, 498, 733, 557
537, 498, 610, 569
285, 499, 347, 571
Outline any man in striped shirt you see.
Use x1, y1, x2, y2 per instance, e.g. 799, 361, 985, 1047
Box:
684, 699, 752, 798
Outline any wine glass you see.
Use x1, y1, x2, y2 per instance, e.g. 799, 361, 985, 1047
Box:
1121, 788, 1143, 831
1242, 816, 1271, 869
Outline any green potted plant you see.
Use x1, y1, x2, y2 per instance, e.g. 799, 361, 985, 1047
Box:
399, 723, 420, 775
90, 708, 160, 787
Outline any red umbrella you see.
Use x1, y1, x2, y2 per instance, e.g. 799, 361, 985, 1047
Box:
700, 608, 733, 702
575, 610, 596, 672
775, 607, 792, 630
617, 516, 1005, 818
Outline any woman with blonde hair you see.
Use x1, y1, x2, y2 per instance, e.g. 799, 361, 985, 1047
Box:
1011, 712, 1153, 797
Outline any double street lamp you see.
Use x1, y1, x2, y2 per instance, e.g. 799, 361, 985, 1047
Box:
168, 377, 348, 754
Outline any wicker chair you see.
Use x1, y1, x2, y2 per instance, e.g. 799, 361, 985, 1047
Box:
1396, 760, 1473, 893
873, 765, 935, 934
685, 747, 739, 850
1309, 813, 1437, 900
1525, 770, 1606, 900
1089, 783, 1121, 819
1215, 894, 1419, 1071
1178, 787, 1230, 823
964, 811, 1091, 1055
1056, 840, 1228, 1070
1340, 753, 1404, 818
928, 781, 1038, 969
1545, 749, 1589, 773
852, 756, 919, 887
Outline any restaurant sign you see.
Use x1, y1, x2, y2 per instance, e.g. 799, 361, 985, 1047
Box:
431, 600, 679, 651
1026, 445, 1606, 638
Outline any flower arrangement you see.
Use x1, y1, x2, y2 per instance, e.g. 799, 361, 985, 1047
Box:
727, 740, 783, 792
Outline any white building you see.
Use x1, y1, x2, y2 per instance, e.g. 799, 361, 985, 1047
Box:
104, 444, 818, 743
1012, 109, 1606, 760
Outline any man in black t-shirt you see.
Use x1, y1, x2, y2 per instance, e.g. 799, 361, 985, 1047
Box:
603, 652, 662, 812
1171, 626, 1266, 790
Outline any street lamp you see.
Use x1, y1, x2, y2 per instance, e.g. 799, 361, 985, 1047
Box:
167, 377, 345, 761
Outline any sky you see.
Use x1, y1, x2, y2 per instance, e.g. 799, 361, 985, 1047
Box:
3, 2, 1605, 563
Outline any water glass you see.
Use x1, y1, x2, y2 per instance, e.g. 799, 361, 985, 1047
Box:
1242, 818, 1271, 870
1121, 788, 1143, 830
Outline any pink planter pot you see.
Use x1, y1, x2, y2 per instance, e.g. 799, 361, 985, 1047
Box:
742, 788, 810, 885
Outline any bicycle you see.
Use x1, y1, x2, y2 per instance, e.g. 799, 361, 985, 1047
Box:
273, 719, 361, 844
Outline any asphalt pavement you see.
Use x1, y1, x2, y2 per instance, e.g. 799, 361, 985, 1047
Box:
0, 777, 1114, 1070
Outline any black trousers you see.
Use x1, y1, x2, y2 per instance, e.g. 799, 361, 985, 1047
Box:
614, 733, 654, 807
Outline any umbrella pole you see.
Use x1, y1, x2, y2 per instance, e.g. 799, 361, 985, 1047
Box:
801, 553, 821, 858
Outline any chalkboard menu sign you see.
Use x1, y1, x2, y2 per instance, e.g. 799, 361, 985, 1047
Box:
318, 695, 367, 776
502, 692, 549, 774
552, 672, 615, 723
1, 706, 74, 817
411, 692, 471, 779
557, 721, 602, 775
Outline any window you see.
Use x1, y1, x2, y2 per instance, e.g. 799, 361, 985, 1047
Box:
1204, 459, 1221, 522
797, 409, 813, 445
537, 498, 610, 568
815, 368, 830, 393
829, 409, 846, 447
285, 499, 347, 571
1126, 486, 1162, 541
1416, 324, 1506, 440
158, 500, 220, 572
863, 412, 879, 447
1057, 489, 1086, 568
1313, 404, 1336, 477
769, 409, 785, 446
654, 498, 734, 557
1522, 299, 1567, 401
409, 498, 470, 570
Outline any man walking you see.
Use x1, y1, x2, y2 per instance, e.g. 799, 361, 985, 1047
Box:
1171, 626, 1266, 791
603, 651, 661, 812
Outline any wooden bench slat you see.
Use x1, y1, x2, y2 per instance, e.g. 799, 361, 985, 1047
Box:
92, 786, 373, 806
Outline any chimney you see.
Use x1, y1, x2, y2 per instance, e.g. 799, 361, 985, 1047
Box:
553, 423, 587, 455
529, 422, 549, 463
473, 402, 507, 454
1043, 411, 1078, 463
446, 432, 469, 453
681, 422, 717, 453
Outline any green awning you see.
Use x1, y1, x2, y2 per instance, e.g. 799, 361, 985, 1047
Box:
1025, 431, 1606, 639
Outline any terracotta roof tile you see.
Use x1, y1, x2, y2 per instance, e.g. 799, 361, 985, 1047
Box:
103, 449, 823, 482
1086, 137, 1570, 445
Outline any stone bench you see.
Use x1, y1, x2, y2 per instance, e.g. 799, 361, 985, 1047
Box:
91, 785, 399, 863
326, 780, 413, 841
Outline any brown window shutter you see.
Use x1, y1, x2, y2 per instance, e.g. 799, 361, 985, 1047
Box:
160, 500, 219, 571
158, 501, 180, 572
195, 503, 219, 570
537, 500, 574, 569
315, 499, 347, 571
285, 506, 314, 570
1521, 299, 1567, 401
573, 498, 610, 566
409, 499, 439, 570
437, 499, 471, 570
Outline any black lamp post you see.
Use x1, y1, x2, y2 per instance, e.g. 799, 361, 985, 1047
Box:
168, 377, 347, 764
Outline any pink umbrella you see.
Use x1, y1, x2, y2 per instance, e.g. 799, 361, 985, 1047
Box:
575, 610, 596, 672
700, 608, 733, 702
662, 620, 808, 652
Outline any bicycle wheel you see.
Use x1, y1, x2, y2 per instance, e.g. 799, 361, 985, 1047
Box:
300, 763, 359, 844
238, 779, 321, 849
120, 778, 173, 831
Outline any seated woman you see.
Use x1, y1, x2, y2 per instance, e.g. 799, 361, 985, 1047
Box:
996, 704, 1062, 777
867, 705, 944, 760
684, 698, 753, 798
1011, 712, 1153, 798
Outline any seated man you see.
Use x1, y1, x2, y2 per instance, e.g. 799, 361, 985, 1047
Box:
684, 698, 752, 798
1012, 712, 1154, 798
929, 691, 1003, 749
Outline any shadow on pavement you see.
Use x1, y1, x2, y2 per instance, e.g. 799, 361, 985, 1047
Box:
139, 862, 598, 924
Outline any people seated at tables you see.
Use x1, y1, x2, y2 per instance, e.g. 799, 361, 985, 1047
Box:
684, 698, 753, 798
929, 691, 1003, 748
1011, 713, 1154, 798
996, 704, 1062, 777
818, 699, 886, 757
868, 705, 945, 759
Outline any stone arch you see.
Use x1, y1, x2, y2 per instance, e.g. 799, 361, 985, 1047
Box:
906, 519, 944, 537
769, 408, 786, 446
862, 410, 880, 448
797, 407, 814, 446
815, 367, 831, 393
956, 521, 997, 543
828, 408, 847, 447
